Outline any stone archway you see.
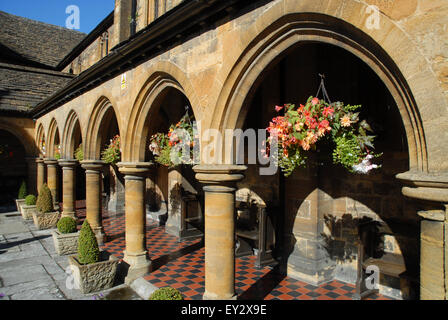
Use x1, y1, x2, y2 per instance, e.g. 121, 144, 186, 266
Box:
203, 6, 446, 300
60, 110, 85, 218
0, 125, 33, 208
35, 123, 46, 158
85, 96, 122, 161
47, 118, 61, 159
213, 12, 427, 173
83, 96, 123, 243
61, 110, 83, 160
126, 70, 202, 238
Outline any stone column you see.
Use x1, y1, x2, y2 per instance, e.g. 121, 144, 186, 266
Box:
397, 171, 448, 300
36, 158, 45, 194
193, 164, 246, 300
166, 166, 183, 237
25, 157, 37, 196
118, 162, 153, 284
44, 159, 59, 207
418, 207, 448, 300
59, 159, 78, 219
81, 160, 106, 244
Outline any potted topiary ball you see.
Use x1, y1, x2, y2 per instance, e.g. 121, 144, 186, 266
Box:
149, 287, 184, 300
21, 195, 37, 220
52, 217, 79, 256
16, 180, 27, 213
32, 184, 59, 230
68, 220, 118, 294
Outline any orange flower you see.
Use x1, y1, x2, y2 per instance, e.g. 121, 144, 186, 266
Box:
341, 115, 352, 127
300, 140, 310, 151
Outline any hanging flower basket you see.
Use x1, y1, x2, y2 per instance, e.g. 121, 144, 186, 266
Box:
55, 144, 61, 160
149, 112, 198, 167
265, 85, 381, 177
101, 135, 121, 165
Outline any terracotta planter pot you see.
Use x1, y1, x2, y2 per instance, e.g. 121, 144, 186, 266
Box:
15, 199, 26, 213
21, 205, 37, 220
32, 211, 59, 230
52, 230, 79, 256
68, 252, 119, 294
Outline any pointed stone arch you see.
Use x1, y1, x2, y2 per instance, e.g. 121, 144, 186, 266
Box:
35, 122, 46, 158
211, 1, 447, 173
123, 62, 199, 162
0, 120, 36, 157
85, 96, 122, 160
62, 110, 83, 160
47, 118, 61, 159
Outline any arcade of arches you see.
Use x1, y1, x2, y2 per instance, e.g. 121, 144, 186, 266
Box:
3, 0, 448, 300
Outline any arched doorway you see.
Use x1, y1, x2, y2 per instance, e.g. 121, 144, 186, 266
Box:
62, 111, 86, 204
0, 129, 27, 210
144, 86, 203, 239
47, 119, 63, 205
235, 41, 418, 299
98, 107, 122, 214
213, 11, 426, 299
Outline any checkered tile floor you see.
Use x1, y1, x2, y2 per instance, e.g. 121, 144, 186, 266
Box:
73, 200, 393, 301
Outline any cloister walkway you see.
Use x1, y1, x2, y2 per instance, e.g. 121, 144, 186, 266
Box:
72, 201, 394, 301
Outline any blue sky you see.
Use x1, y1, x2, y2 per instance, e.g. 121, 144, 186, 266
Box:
0, 0, 115, 34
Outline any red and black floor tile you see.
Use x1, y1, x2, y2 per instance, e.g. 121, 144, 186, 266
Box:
73, 200, 392, 301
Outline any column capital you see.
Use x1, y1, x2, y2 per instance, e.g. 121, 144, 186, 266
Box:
81, 160, 106, 171
117, 162, 154, 177
397, 171, 448, 203
58, 159, 78, 168
193, 164, 247, 192
43, 158, 59, 166
36, 158, 45, 164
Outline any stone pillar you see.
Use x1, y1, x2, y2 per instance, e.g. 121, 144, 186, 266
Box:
418, 208, 448, 300
59, 159, 78, 219
118, 162, 153, 284
81, 160, 106, 244
397, 171, 448, 300
107, 165, 125, 213
284, 166, 335, 285
193, 164, 246, 300
25, 157, 37, 196
44, 159, 59, 207
166, 166, 183, 237
36, 158, 45, 194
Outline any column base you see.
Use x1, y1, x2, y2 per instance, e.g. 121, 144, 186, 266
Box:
61, 211, 76, 219
202, 290, 237, 300
92, 227, 106, 245
123, 251, 152, 285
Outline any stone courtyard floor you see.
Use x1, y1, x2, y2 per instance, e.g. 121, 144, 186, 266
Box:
0, 206, 141, 301
1, 201, 393, 301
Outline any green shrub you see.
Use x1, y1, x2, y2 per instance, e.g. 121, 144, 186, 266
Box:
77, 220, 99, 265
25, 195, 37, 206
148, 287, 183, 300
57, 217, 77, 234
74, 144, 84, 162
36, 184, 54, 213
18, 181, 27, 199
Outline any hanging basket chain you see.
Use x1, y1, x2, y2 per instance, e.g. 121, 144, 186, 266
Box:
315, 74, 332, 104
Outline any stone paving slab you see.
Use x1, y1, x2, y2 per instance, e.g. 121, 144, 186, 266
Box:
0, 210, 142, 301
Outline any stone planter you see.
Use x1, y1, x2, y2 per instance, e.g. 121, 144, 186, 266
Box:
15, 199, 25, 213
52, 230, 79, 256
32, 211, 59, 230
21, 205, 37, 220
68, 251, 119, 294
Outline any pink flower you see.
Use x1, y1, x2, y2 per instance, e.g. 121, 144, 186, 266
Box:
312, 98, 319, 106
275, 105, 283, 112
